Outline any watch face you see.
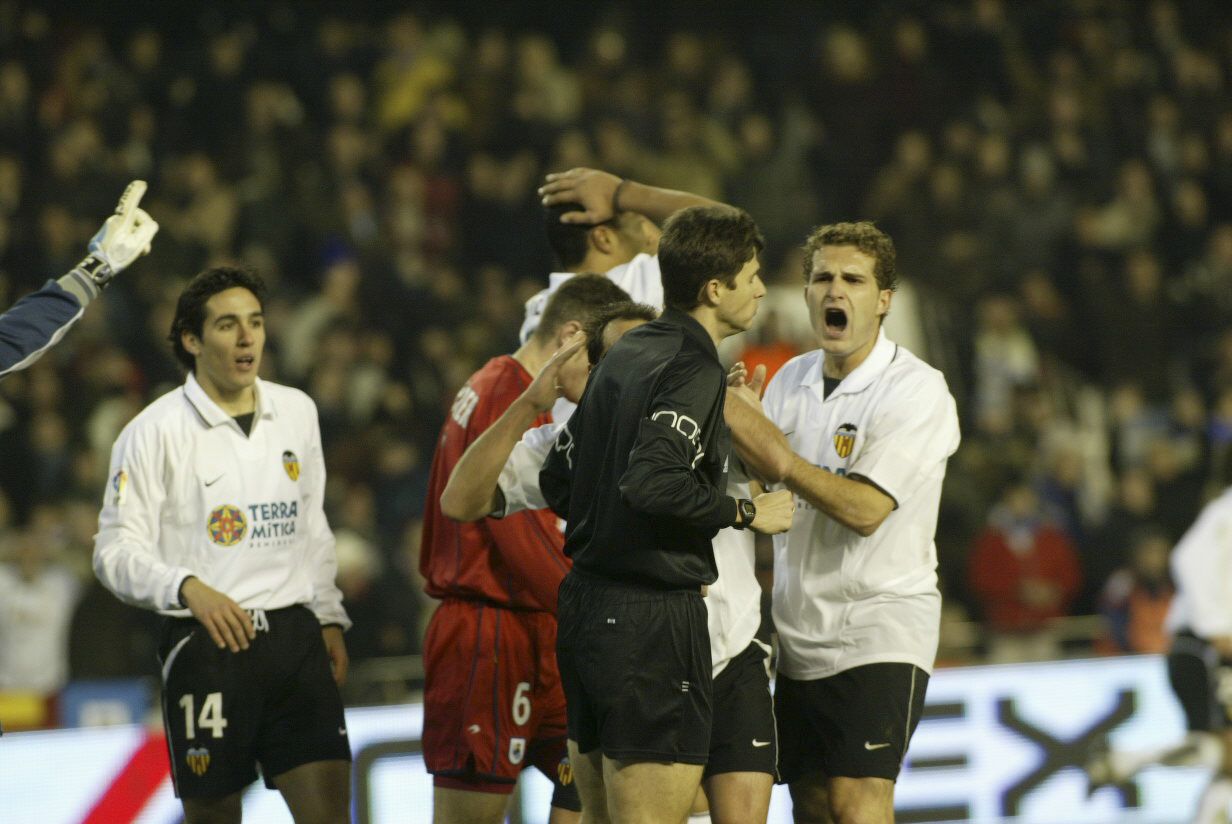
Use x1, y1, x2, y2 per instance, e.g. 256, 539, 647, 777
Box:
740, 499, 756, 524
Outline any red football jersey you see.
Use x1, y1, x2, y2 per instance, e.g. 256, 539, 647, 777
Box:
421, 355, 570, 612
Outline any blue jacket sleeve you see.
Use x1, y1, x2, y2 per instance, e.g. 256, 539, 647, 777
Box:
0, 280, 85, 379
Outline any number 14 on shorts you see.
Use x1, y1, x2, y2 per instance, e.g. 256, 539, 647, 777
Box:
180, 692, 228, 738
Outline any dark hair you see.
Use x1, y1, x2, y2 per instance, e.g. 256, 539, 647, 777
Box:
659, 205, 764, 311
168, 265, 269, 371
802, 221, 898, 292
532, 273, 631, 345
583, 301, 658, 366
544, 203, 597, 271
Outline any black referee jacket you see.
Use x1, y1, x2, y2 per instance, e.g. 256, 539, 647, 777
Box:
540, 308, 737, 589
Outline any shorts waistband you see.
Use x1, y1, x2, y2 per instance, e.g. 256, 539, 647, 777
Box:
565, 568, 707, 597
166, 603, 305, 632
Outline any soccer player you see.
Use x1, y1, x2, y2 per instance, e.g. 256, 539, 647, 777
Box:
1086, 485, 1232, 823
93, 266, 352, 824
441, 299, 792, 824
523, 166, 722, 345
760, 221, 961, 824
540, 206, 795, 824
0, 180, 158, 378
420, 274, 632, 824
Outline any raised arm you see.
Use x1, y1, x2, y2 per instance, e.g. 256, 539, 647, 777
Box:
441, 334, 584, 521
539, 167, 722, 226
1, 180, 158, 378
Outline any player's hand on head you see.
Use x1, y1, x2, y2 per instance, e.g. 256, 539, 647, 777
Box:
538, 167, 622, 225
88, 180, 160, 279
526, 331, 586, 411
180, 577, 256, 653
749, 489, 795, 535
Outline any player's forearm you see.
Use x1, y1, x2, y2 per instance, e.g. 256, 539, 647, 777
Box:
0, 282, 86, 378
617, 179, 722, 224
441, 396, 541, 521
725, 393, 792, 483
784, 455, 893, 537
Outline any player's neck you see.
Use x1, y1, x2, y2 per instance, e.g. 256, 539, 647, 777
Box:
574, 249, 629, 275
512, 337, 552, 377
196, 372, 257, 416
688, 304, 732, 348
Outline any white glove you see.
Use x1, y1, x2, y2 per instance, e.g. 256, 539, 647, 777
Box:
87, 180, 159, 278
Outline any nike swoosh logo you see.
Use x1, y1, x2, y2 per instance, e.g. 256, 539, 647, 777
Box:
752, 739, 771, 748
204, 475, 224, 487
864, 741, 892, 751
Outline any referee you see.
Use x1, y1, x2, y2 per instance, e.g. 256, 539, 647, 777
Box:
540, 205, 795, 824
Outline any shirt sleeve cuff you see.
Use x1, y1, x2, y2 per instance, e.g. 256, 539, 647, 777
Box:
723, 495, 739, 529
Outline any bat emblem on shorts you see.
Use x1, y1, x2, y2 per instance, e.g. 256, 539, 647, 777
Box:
186, 746, 211, 776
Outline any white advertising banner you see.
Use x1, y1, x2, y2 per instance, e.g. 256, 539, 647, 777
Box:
0, 655, 1215, 823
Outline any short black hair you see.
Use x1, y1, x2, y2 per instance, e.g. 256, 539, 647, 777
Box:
659, 205, 764, 312
533, 273, 631, 345
583, 301, 658, 367
544, 203, 596, 271
168, 265, 269, 371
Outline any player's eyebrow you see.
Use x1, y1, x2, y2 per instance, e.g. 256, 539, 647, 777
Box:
212, 311, 264, 325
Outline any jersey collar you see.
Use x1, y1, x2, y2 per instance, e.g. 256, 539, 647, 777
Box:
183, 372, 277, 430
804, 328, 897, 400
661, 307, 720, 361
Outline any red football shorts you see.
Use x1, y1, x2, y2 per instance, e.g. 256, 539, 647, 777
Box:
422, 599, 568, 789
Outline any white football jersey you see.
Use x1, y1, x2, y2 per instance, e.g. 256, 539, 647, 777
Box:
1166, 487, 1232, 638
519, 254, 664, 344
496, 420, 762, 678
763, 330, 959, 680
93, 373, 350, 628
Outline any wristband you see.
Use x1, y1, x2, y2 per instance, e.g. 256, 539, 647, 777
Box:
70, 253, 116, 292
611, 178, 628, 215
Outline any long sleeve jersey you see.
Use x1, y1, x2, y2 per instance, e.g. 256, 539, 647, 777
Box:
1166, 487, 1232, 638
540, 308, 737, 589
420, 355, 569, 612
93, 373, 350, 628
0, 280, 85, 379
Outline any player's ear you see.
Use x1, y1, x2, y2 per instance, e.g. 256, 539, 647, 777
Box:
700, 278, 723, 307
877, 289, 892, 318
556, 320, 583, 347
182, 331, 202, 357
589, 224, 616, 255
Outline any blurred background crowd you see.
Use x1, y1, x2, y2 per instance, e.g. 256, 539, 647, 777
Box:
2, 0, 1232, 724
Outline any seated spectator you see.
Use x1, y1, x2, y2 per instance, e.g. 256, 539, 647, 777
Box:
1096, 527, 1174, 655
0, 524, 83, 725
967, 479, 1083, 662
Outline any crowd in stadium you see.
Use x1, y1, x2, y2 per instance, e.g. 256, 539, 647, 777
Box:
2, 0, 1232, 714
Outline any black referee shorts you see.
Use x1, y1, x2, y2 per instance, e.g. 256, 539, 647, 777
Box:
556, 570, 712, 764
158, 605, 351, 798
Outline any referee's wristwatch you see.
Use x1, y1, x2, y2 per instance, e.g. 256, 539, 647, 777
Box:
734, 498, 756, 530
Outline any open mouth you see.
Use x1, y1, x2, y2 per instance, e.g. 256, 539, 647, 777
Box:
235, 354, 256, 369
824, 307, 848, 333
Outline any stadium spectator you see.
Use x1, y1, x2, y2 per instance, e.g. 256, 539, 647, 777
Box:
968, 479, 1083, 662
